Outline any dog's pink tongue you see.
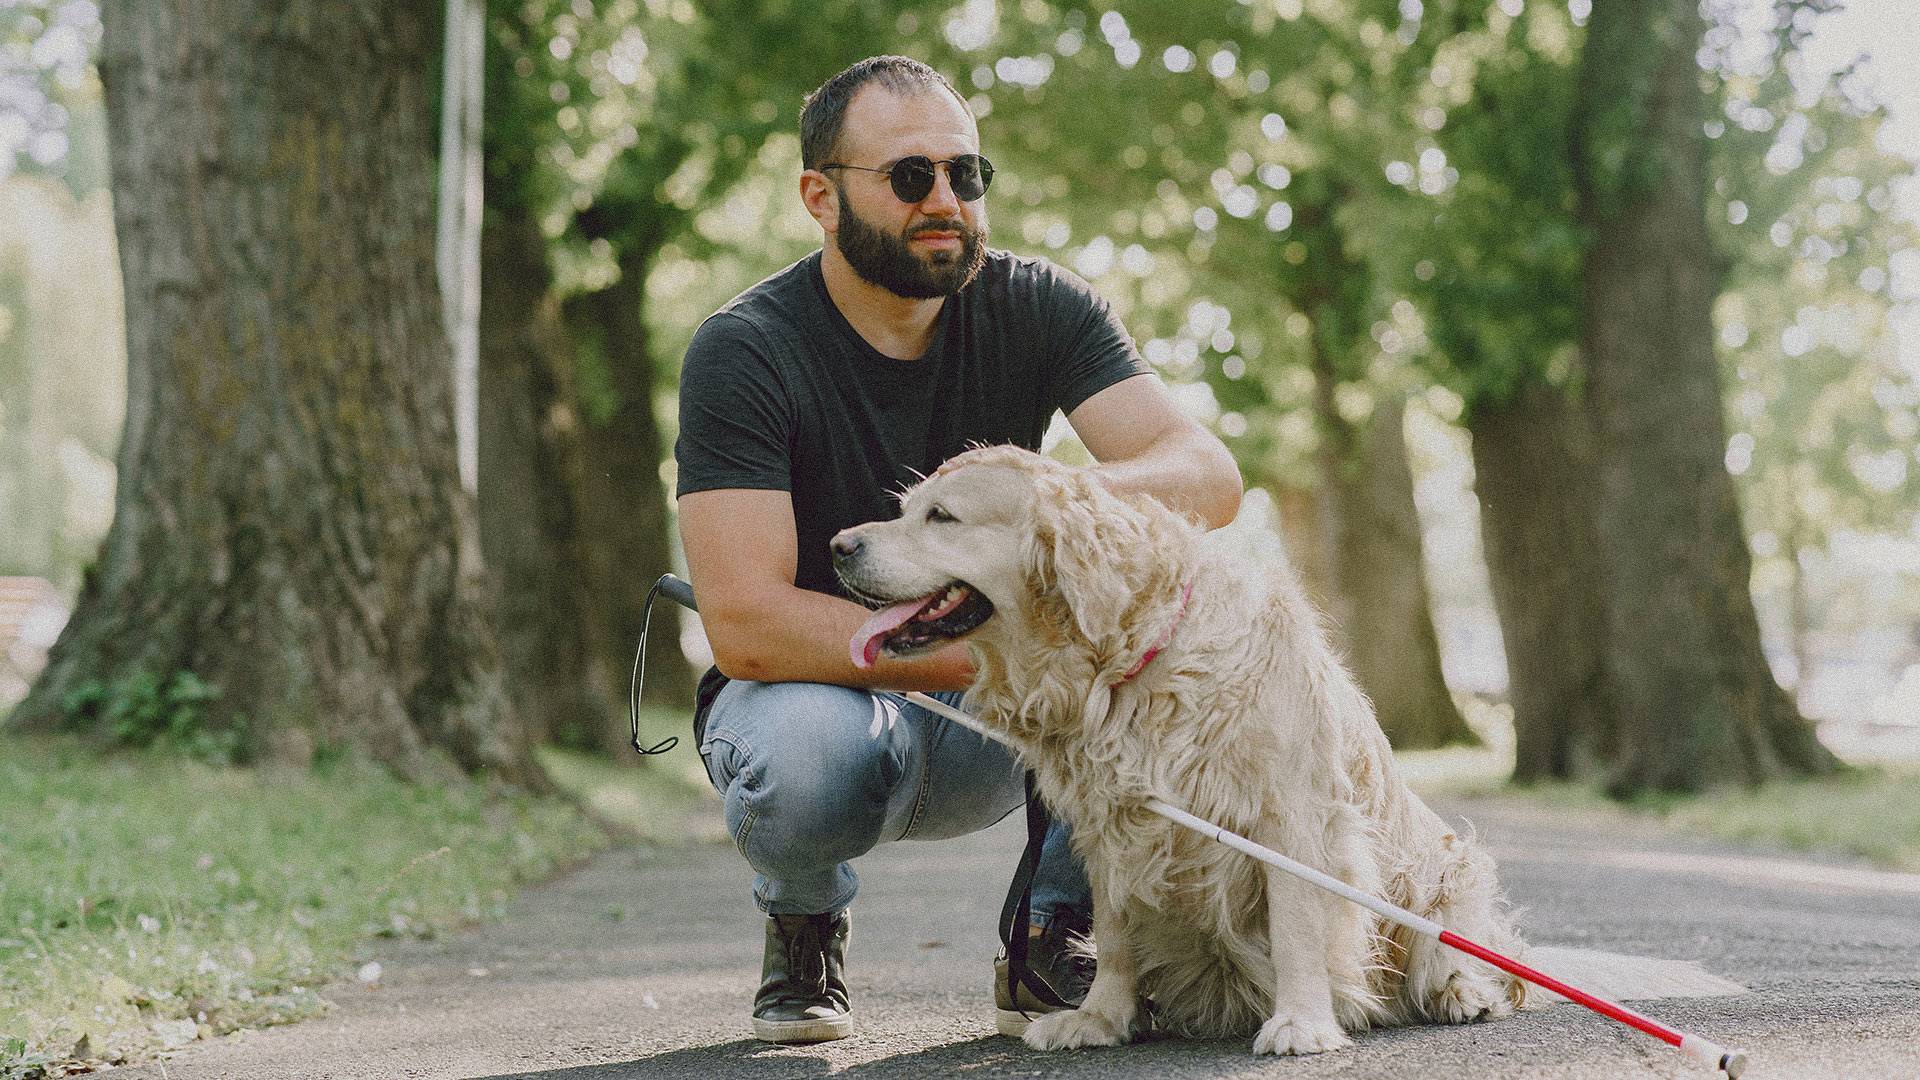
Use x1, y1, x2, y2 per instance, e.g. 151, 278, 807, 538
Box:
850, 595, 935, 669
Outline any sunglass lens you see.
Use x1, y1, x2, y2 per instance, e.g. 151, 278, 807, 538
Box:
888, 156, 937, 203
951, 155, 993, 201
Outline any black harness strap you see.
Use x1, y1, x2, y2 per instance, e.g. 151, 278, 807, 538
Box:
999, 771, 1076, 1013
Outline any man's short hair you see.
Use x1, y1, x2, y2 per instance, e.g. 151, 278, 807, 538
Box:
800, 56, 971, 173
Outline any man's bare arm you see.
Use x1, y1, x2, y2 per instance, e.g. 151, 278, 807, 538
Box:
1067, 374, 1243, 529
678, 487, 974, 689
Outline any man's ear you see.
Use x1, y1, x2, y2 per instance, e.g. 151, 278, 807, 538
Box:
801, 171, 839, 233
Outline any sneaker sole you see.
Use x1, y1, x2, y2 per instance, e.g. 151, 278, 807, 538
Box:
996, 1008, 1037, 1038
754, 1014, 854, 1043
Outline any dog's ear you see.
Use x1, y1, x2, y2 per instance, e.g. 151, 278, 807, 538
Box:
1025, 469, 1137, 648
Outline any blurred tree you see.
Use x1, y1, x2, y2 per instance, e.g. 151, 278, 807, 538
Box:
972, 2, 1475, 748
1699, 8, 1920, 697
1, 2, 119, 596
8, 0, 548, 789
1571, 0, 1837, 792
1379, 1, 1615, 781
476, 0, 923, 750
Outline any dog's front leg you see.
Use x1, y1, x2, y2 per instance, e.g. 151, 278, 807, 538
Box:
1022, 892, 1138, 1050
1251, 822, 1352, 1056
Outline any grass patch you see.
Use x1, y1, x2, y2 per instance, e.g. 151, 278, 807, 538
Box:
1400, 736, 1920, 872
537, 705, 721, 843
1647, 760, 1920, 871
0, 736, 610, 1075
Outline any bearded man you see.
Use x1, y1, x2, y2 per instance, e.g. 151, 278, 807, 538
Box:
674, 55, 1242, 1043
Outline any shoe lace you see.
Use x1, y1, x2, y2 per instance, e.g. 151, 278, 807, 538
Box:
785, 917, 829, 994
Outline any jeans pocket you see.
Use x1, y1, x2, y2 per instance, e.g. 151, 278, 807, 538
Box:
699, 732, 747, 796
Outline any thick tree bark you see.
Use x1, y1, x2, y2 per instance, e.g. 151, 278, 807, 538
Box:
1572, 0, 1837, 793
1311, 378, 1477, 750
477, 198, 618, 749
10, 0, 545, 789
1332, 393, 1478, 749
1263, 479, 1338, 616
562, 243, 694, 730
1467, 380, 1615, 781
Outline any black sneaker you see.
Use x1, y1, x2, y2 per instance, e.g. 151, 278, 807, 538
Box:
754, 911, 853, 1043
992, 910, 1094, 1037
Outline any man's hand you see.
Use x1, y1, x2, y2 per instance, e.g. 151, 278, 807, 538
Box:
678, 487, 975, 690
931, 378, 1240, 531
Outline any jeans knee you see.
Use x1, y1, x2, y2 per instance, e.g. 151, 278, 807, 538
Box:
704, 681, 906, 870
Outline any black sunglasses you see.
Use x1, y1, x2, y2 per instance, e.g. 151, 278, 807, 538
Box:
820, 154, 994, 204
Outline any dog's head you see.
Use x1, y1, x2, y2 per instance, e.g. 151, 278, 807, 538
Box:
834, 445, 1193, 673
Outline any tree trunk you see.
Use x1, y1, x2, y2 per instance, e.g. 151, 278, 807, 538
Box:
562, 243, 694, 732
1312, 380, 1477, 750
1572, 0, 1837, 793
10, 0, 546, 790
0, 257, 60, 581
477, 197, 618, 749
1263, 478, 1338, 617
1467, 380, 1615, 781
1784, 516, 1812, 703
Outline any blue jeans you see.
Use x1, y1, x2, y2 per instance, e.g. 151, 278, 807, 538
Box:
699, 678, 1091, 922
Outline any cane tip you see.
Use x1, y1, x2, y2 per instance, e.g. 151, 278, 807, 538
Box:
1720, 1049, 1748, 1078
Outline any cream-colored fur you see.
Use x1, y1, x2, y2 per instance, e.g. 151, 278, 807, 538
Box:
835, 446, 1741, 1055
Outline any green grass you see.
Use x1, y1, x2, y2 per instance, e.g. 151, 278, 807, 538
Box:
0, 736, 615, 1074
1650, 760, 1920, 871
536, 704, 722, 843
1399, 731, 1920, 872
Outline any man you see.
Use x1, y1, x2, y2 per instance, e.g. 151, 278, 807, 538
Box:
675, 55, 1241, 1044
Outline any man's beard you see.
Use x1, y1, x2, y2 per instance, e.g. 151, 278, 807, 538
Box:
835, 194, 988, 299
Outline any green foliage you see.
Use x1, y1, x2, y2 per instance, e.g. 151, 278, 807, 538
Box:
57, 671, 243, 764
0, 736, 609, 1070
0, 1036, 54, 1080
0, 2, 107, 195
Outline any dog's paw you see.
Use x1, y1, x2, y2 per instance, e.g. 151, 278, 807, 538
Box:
1022, 1007, 1130, 1050
1252, 1013, 1351, 1056
1432, 969, 1514, 1024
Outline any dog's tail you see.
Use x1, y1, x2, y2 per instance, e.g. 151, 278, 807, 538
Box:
1517, 946, 1746, 1005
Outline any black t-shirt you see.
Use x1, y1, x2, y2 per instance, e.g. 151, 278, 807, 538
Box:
675, 247, 1151, 600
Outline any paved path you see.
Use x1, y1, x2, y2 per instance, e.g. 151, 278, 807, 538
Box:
117, 794, 1920, 1079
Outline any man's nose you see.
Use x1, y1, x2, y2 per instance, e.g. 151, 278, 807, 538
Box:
830, 531, 863, 562
917, 164, 962, 214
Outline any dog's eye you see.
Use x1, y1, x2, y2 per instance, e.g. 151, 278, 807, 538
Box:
925, 504, 957, 524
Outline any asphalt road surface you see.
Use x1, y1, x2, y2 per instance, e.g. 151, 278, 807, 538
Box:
117, 794, 1920, 1080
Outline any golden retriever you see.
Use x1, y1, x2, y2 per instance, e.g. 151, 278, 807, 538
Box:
833, 445, 1741, 1055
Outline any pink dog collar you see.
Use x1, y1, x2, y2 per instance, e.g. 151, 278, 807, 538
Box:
1111, 581, 1193, 687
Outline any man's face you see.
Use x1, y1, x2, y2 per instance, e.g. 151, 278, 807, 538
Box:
833, 177, 987, 298
825, 86, 990, 299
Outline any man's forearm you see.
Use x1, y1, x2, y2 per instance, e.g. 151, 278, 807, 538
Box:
1088, 425, 1242, 530
700, 583, 974, 691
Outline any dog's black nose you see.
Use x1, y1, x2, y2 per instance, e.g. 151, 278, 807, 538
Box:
830, 532, 862, 562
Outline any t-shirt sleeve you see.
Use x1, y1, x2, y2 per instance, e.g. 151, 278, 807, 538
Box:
675, 312, 793, 497
1040, 263, 1155, 414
